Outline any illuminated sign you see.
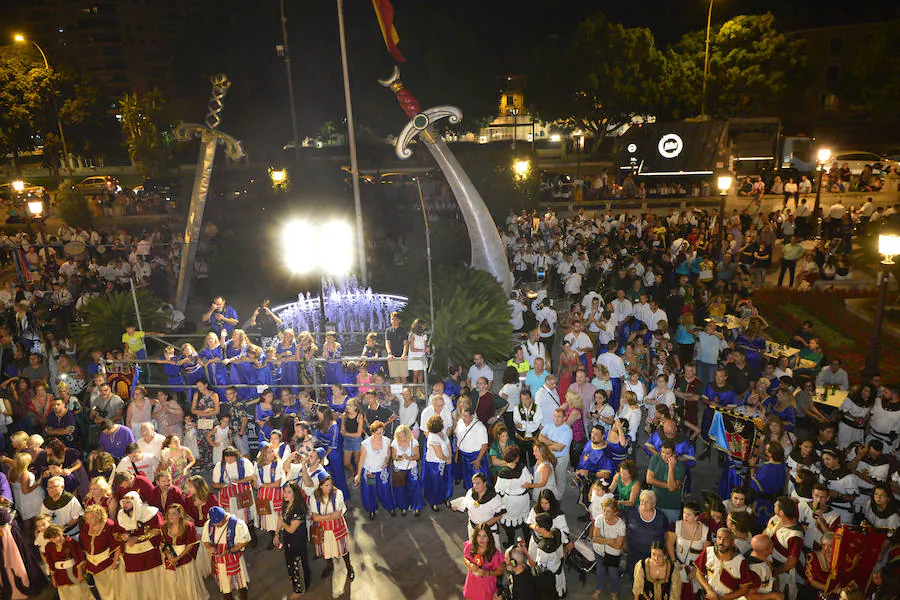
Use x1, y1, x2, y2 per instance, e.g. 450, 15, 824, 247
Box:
627, 143, 637, 154
658, 134, 684, 159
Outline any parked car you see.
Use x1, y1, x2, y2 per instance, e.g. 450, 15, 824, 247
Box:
75, 175, 122, 195
830, 151, 898, 176
0, 181, 44, 200
138, 176, 185, 200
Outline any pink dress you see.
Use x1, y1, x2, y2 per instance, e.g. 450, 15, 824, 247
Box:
462, 540, 505, 600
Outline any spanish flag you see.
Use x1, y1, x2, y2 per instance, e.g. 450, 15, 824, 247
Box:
372, 0, 405, 63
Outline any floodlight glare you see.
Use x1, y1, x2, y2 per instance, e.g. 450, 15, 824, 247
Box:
717, 175, 733, 194
270, 169, 287, 183
12, 180, 25, 192
817, 148, 832, 164
282, 220, 353, 275
513, 160, 531, 178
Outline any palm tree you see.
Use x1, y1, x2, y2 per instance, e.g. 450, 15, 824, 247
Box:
405, 265, 512, 376
71, 289, 168, 358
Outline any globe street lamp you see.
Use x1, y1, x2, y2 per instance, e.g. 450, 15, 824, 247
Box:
864, 233, 900, 376
813, 147, 831, 239
13, 34, 72, 175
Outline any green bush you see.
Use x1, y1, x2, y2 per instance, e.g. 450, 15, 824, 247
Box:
404, 265, 513, 375
71, 290, 168, 358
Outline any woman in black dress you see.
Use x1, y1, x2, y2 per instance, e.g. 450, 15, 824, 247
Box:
275, 480, 311, 598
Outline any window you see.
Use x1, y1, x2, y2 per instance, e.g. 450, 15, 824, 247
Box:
506, 95, 515, 107
829, 37, 843, 56
822, 93, 838, 111
826, 66, 839, 86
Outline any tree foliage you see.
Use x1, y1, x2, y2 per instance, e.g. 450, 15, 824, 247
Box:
404, 265, 512, 375
527, 15, 665, 136
663, 13, 807, 119
0, 48, 101, 174
71, 290, 168, 359
118, 89, 172, 179
55, 179, 93, 229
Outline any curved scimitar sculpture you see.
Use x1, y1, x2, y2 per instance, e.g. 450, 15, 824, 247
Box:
380, 67, 513, 293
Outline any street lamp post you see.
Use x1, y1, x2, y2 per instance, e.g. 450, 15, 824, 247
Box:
717, 172, 733, 244
813, 147, 831, 239
278, 0, 301, 160
701, 0, 715, 120
13, 34, 72, 176
864, 234, 900, 377
508, 107, 519, 151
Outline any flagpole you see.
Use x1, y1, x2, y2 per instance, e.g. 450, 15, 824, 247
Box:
336, 0, 368, 286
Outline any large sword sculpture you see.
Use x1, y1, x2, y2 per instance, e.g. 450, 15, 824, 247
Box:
380, 67, 513, 293
172, 74, 245, 313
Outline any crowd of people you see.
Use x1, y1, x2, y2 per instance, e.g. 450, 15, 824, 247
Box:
1, 192, 900, 600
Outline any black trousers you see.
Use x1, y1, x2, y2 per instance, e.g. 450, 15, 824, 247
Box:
777, 259, 797, 287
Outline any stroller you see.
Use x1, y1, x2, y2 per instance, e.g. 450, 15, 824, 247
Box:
567, 521, 598, 585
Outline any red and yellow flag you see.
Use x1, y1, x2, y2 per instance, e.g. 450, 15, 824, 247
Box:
371, 0, 405, 63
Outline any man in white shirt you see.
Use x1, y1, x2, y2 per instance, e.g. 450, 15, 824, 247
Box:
535, 375, 561, 429
136, 422, 166, 458
466, 354, 494, 389
420, 394, 453, 435
508, 293, 527, 331
594, 342, 626, 410
815, 358, 849, 391
564, 320, 594, 373
611, 289, 633, 324
521, 329, 547, 369
539, 408, 573, 496
645, 300, 668, 333
633, 294, 652, 327
115, 443, 160, 480
454, 406, 490, 490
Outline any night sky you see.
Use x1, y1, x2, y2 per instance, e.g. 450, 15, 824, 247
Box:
2, 0, 894, 157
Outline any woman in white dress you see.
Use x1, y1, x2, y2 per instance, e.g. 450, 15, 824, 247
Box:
494, 445, 532, 545
452, 473, 505, 547
664, 501, 709, 600
525, 441, 558, 502
407, 318, 428, 388
592, 497, 626, 600
837, 385, 872, 449
618, 391, 643, 443
9, 452, 45, 535
526, 490, 570, 545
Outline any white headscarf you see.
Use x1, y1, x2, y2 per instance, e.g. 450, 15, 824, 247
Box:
116, 491, 159, 531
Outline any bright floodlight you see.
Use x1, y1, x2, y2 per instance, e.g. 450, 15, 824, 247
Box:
550, 134, 561, 143
318, 221, 354, 275
270, 169, 287, 183
817, 148, 832, 164
282, 220, 317, 274
282, 220, 353, 275
13, 34, 25, 43
12, 180, 25, 192
514, 159, 531, 178
27, 199, 43, 217
717, 175, 733, 194
879, 234, 900, 264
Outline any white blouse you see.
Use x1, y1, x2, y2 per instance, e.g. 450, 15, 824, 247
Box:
426, 433, 451, 464
391, 437, 419, 471
362, 436, 391, 473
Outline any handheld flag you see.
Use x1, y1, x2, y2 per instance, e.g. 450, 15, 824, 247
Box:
708, 411, 729, 453
709, 409, 760, 462
372, 0, 405, 63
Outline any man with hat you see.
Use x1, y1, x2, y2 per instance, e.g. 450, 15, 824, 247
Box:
211, 446, 258, 547
297, 447, 331, 499
202, 506, 251, 599
114, 491, 164, 599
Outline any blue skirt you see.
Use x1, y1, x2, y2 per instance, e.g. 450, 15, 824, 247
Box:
326, 449, 351, 501
610, 377, 622, 412
392, 468, 425, 511
459, 449, 491, 490
360, 469, 395, 512
422, 460, 453, 506
281, 360, 300, 392
451, 438, 462, 483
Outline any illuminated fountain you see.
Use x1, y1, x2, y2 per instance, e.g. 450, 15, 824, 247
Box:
273, 276, 407, 348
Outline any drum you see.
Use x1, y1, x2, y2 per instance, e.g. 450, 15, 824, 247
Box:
64, 239, 87, 259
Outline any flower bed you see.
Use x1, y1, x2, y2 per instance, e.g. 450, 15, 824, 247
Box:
754, 289, 900, 382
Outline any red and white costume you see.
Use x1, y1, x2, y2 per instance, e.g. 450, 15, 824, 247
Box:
694, 547, 754, 597
254, 460, 283, 532
161, 521, 208, 600
115, 491, 165, 600
307, 489, 350, 559
147, 483, 186, 514
765, 520, 804, 600
45, 536, 93, 600
79, 518, 126, 600
797, 502, 841, 550
212, 458, 257, 523
202, 515, 251, 594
